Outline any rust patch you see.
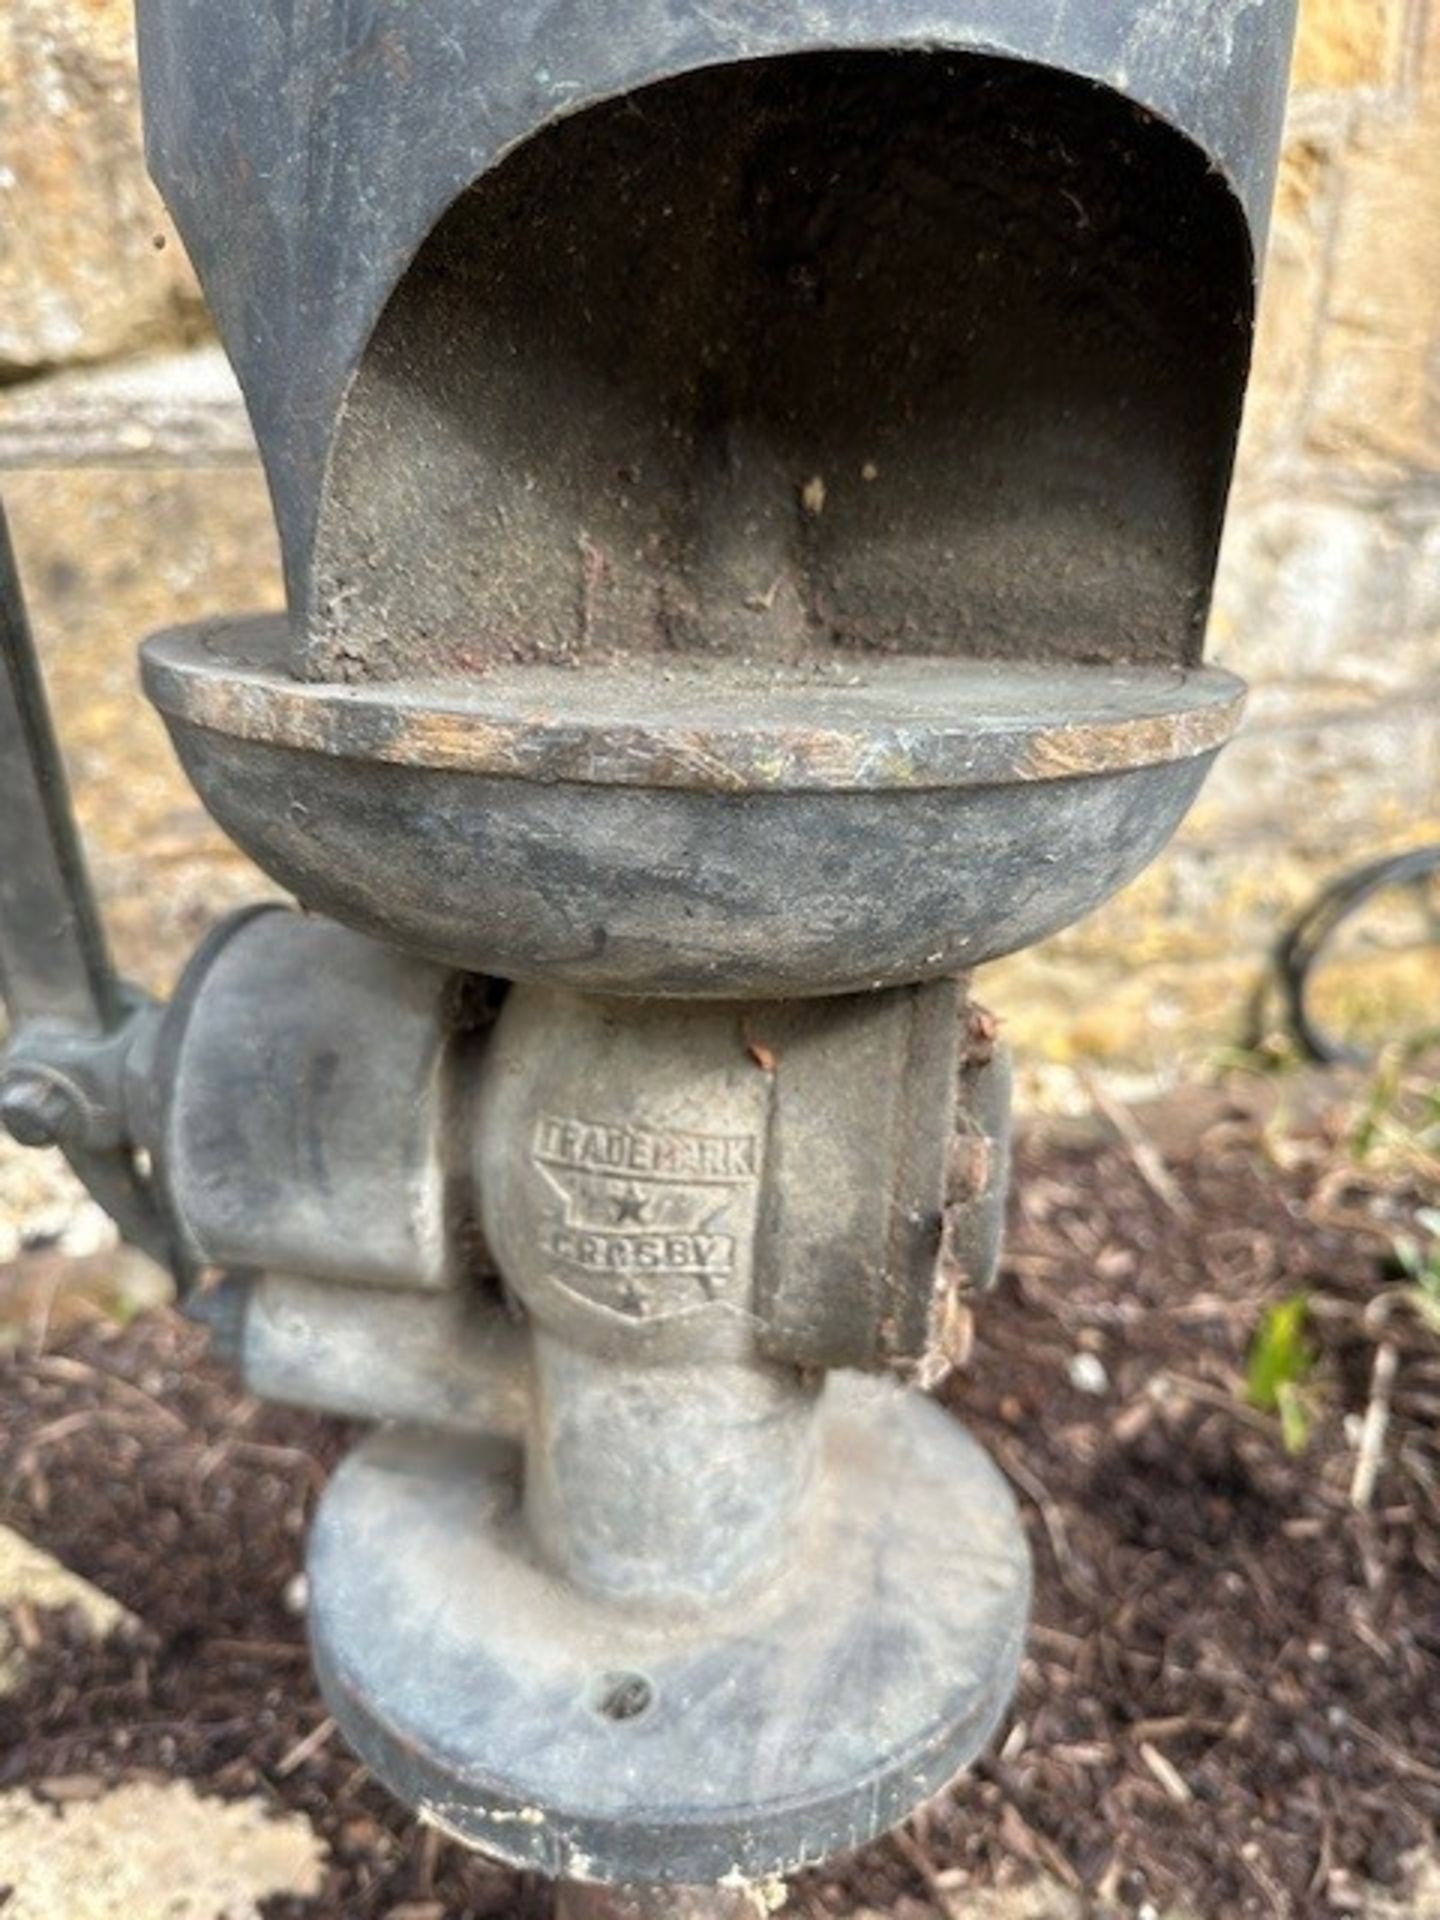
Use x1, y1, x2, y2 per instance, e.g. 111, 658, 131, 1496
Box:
142, 620, 1249, 796
1016, 695, 1245, 781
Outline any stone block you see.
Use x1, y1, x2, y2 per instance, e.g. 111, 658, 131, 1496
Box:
1236, 134, 1341, 472
0, 0, 205, 375
0, 1779, 325, 1920
1185, 699, 1440, 868
986, 690, 1440, 1076
0, 1525, 135, 1694
0, 346, 253, 467
1290, 0, 1408, 93
1307, 59, 1440, 472
2, 460, 283, 994
1212, 491, 1440, 693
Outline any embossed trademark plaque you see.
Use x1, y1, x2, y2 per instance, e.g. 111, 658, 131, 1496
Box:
531, 1114, 760, 1318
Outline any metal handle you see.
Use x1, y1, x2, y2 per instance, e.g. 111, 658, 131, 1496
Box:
0, 499, 171, 1262
0, 501, 121, 1035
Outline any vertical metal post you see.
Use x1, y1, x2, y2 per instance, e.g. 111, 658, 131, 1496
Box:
0, 502, 166, 1259
524, 1328, 820, 1607
0, 501, 120, 1034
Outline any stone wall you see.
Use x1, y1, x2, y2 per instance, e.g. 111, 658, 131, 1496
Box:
994, 0, 1440, 1084
0, 0, 1436, 1077
0, 0, 280, 995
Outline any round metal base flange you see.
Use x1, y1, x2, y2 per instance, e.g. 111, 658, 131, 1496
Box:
307, 1376, 1030, 1885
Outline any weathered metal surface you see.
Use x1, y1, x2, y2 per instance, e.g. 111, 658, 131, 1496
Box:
100, 2, 1297, 1897
15, 905, 1027, 1883
126, 912, 1000, 1377
477, 989, 776, 1360
136, 2, 1296, 638
142, 619, 1245, 792
148, 723, 1219, 997
131, 8, 1287, 1005
306, 52, 1260, 683
202, 1272, 532, 1440
5, 1000, 159, 1156
744, 981, 987, 1373
142, 623, 1238, 997
0, 1073, 76, 1148
935, 1009, 1014, 1334
308, 1380, 1029, 1883
147, 908, 492, 1290
475, 980, 995, 1379
525, 1331, 822, 1609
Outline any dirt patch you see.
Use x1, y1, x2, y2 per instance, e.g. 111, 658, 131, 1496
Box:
0, 1074, 1435, 1919
0, 1524, 136, 1696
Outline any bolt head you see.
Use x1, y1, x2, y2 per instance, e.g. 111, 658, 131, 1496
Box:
0, 1072, 76, 1148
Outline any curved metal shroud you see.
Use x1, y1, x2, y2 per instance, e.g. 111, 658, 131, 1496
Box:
137, 0, 1297, 625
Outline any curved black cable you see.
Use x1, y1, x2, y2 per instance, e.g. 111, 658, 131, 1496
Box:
1277, 844, 1440, 1066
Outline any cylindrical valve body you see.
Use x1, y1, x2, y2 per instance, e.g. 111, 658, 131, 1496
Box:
526, 1333, 821, 1607
475, 978, 1004, 1605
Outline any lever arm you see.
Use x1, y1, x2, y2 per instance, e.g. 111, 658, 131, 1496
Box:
0, 502, 120, 1035
0, 500, 167, 1260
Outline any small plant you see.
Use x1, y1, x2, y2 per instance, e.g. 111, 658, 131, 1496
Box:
1347, 1042, 1440, 1177
1390, 1206, 1440, 1334
1245, 1291, 1317, 1454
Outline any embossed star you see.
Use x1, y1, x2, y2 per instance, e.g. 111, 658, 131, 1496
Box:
612, 1184, 649, 1225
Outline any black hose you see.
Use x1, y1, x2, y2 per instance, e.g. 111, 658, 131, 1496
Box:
1277, 844, 1440, 1066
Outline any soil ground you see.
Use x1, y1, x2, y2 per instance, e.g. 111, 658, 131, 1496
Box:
0, 1059, 1436, 1920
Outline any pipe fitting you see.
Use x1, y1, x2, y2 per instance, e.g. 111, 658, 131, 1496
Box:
0, 1066, 80, 1148
474, 979, 1010, 1380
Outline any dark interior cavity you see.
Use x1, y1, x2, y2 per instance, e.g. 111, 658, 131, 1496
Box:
308, 51, 1253, 682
